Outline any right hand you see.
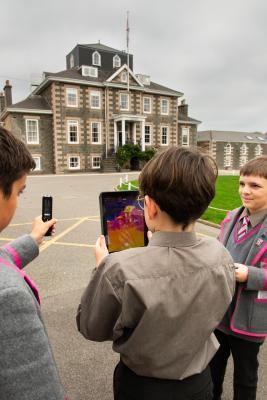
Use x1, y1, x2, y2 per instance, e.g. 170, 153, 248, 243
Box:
30, 216, 57, 245
94, 235, 109, 267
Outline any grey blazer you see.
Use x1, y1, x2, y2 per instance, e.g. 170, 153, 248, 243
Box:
0, 235, 66, 400
219, 207, 267, 337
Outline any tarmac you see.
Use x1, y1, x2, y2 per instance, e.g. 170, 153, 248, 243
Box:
0, 172, 266, 400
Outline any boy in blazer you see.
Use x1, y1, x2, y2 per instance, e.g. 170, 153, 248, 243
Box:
210, 155, 267, 400
0, 127, 67, 399
77, 146, 235, 400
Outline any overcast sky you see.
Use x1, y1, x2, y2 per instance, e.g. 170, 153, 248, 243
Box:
1, 0, 267, 132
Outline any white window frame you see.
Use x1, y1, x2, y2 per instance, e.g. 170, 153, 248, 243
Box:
181, 126, 190, 147
255, 144, 263, 157
161, 99, 169, 115
33, 156, 41, 171
90, 91, 101, 109
120, 93, 129, 111
68, 156, 80, 170
239, 155, 248, 167
224, 143, 233, 167
66, 87, 78, 107
143, 97, 151, 113
26, 119, 39, 144
82, 66, 98, 78
161, 126, 169, 146
92, 155, 102, 169
144, 125, 151, 145
225, 143, 232, 155
67, 120, 79, 144
91, 122, 101, 144
92, 51, 101, 66
240, 143, 248, 155
113, 55, 121, 68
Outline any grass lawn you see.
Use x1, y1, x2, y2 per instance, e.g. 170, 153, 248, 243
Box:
118, 176, 242, 225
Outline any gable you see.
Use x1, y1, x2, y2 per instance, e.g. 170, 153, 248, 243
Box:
106, 64, 143, 87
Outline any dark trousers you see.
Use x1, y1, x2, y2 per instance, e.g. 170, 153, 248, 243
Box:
113, 360, 212, 400
210, 329, 263, 400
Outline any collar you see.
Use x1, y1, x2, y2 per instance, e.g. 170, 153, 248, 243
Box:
148, 231, 198, 248
239, 208, 267, 228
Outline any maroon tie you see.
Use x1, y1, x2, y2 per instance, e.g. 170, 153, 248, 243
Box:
237, 216, 249, 239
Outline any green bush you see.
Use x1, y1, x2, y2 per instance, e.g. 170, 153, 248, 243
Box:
116, 144, 156, 167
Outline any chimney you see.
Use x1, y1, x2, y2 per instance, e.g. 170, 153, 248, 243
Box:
0, 92, 5, 113
4, 80, 12, 107
178, 99, 188, 117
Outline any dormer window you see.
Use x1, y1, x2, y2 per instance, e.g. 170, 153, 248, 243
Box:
92, 51, 101, 66
82, 66, 98, 78
113, 55, 121, 68
70, 54, 74, 68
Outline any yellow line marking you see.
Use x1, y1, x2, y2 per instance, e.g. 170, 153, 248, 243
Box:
40, 217, 88, 252
0, 237, 15, 241
53, 241, 95, 248
8, 216, 99, 227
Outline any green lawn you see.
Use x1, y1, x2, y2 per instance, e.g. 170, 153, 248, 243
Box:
118, 176, 242, 225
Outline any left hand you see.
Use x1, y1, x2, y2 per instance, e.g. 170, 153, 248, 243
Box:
234, 263, 248, 282
94, 235, 109, 267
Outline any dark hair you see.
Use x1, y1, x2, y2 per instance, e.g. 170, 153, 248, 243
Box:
240, 155, 267, 179
0, 127, 35, 198
139, 146, 218, 228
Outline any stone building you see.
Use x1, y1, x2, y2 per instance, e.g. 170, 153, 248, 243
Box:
0, 43, 200, 174
198, 130, 267, 170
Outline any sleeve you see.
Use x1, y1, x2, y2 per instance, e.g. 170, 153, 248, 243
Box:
0, 286, 66, 400
76, 260, 122, 342
0, 234, 39, 270
246, 264, 267, 291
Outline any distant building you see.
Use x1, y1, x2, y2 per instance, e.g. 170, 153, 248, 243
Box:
0, 43, 200, 174
198, 130, 267, 170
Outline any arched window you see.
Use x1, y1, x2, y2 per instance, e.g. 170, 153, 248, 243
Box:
113, 55, 121, 68
225, 143, 232, 155
240, 143, 248, 155
121, 71, 127, 83
255, 144, 263, 157
92, 51, 101, 66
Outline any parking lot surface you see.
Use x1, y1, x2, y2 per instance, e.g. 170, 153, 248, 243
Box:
0, 172, 266, 400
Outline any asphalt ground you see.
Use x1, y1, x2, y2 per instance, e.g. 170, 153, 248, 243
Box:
0, 172, 266, 400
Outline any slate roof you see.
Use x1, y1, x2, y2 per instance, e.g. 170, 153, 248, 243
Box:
198, 130, 267, 144
40, 69, 182, 96
79, 43, 126, 53
178, 112, 201, 124
7, 95, 51, 111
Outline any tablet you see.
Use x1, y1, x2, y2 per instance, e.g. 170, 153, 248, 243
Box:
99, 190, 148, 253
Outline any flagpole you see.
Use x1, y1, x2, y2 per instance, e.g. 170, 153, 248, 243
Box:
126, 11, 130, 92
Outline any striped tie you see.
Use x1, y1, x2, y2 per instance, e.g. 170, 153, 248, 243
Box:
237, 216, 249, 239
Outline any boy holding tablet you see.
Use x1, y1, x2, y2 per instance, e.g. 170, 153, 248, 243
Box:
77, 146, 235, 400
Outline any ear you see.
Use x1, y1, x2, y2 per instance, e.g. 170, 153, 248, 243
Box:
145, 195, 158, 220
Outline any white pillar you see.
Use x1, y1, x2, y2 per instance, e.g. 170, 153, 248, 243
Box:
114, 121, 117, 150
133, 122, 136, 144
122, 119, 126, 146
141, 120, 145, 151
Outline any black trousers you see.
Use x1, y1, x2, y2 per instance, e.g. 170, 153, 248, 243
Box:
113, 360, 212, 400
210, 329, 263, 400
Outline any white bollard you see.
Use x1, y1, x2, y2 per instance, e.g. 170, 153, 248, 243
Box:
125, 174, 128, 183
128, 182, 131, 190
119, 177, 122, 187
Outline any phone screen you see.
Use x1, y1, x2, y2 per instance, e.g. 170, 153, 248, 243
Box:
100, 191, 147, 253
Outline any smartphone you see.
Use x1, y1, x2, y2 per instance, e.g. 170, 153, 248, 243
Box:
99, 190, 148, 253
42, 196, 53, 236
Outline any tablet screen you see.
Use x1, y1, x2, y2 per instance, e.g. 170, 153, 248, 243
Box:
99, 191, 147, 253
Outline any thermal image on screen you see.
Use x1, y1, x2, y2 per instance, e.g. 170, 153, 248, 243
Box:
104, 195, 145, 252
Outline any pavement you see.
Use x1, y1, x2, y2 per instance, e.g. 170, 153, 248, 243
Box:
0, 172, 266, 400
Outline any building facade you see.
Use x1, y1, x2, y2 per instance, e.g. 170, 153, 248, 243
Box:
0, 43, 200, 174
198, 130, 267, 170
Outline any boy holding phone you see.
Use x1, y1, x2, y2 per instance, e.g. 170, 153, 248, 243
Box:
77, 146, 235, 400
0, 127, 66, 399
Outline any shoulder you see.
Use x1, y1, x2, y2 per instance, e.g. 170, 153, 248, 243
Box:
199, 236, 233, 264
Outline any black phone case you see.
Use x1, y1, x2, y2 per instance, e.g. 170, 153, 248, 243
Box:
42, 196, 53, 236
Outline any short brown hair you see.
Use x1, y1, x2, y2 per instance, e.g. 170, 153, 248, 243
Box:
139, 146, 218, 228
240, 155, 267, 179
0, 127, 35, 198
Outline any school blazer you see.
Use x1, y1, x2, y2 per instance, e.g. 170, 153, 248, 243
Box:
219, 207, 267, 337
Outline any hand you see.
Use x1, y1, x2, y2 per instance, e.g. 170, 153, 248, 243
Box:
95, 235, 109, 267
30, 216, 57, 245
147, 231, 153, 241
234, 263, 248, 282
